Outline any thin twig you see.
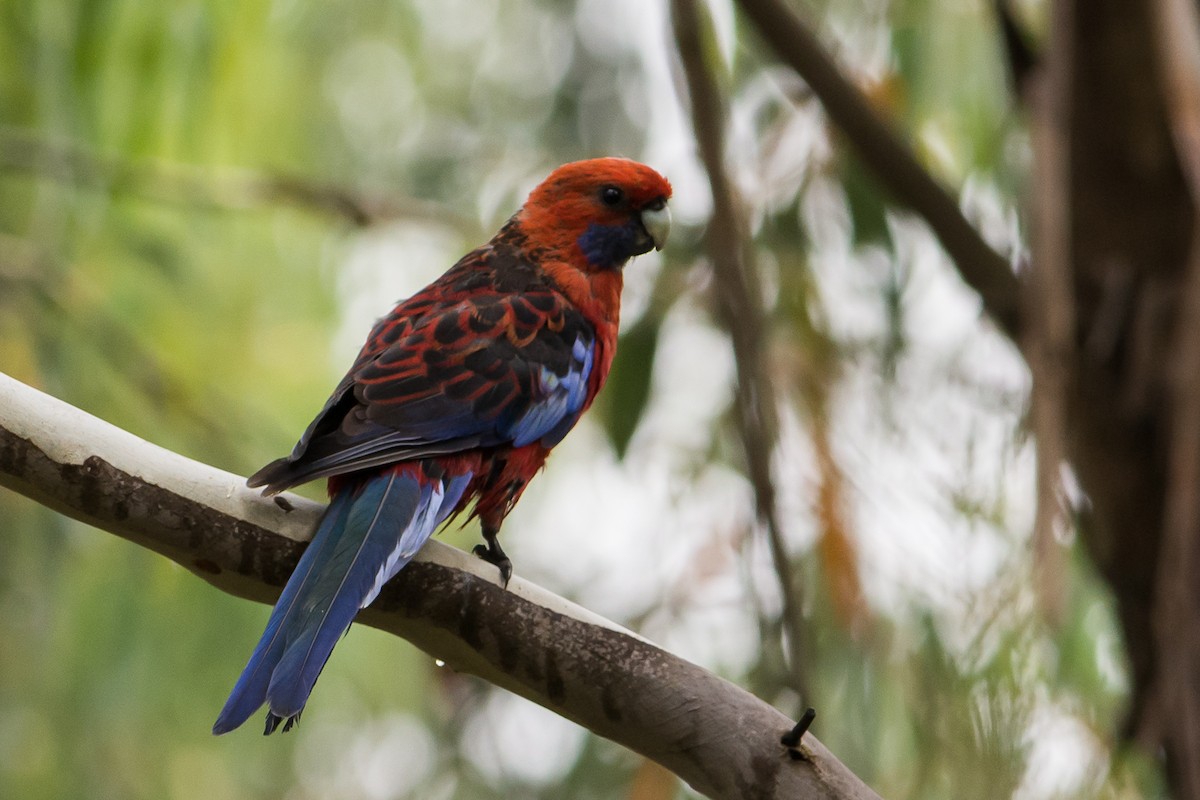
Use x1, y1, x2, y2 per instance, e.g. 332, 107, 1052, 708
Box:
734, 0, 1022, 339
0, 125, 477, 234
1024, 0, 1075, 626
671, 0, 809, 699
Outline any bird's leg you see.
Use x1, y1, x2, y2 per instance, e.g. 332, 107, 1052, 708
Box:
472, 526, 512, 587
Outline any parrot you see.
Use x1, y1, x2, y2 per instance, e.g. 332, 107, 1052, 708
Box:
212, 158, 672, 735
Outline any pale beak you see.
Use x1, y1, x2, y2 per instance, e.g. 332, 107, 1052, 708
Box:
640, 203, 671, 251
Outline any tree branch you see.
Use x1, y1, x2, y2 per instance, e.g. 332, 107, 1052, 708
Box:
0, 371, 882, 800
1024, 0, 1075, 626
734, 0, 1022, 339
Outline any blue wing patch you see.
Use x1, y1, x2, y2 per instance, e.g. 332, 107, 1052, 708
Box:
507, 333, 594, 448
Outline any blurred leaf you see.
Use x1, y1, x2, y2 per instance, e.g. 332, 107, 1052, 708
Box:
839, 152, 892, 248
813, 420, 868, 634
626, 758, 678, 800
602, 314, 660, 458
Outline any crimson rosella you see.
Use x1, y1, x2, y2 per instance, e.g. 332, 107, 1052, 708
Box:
213, 158, 672, 735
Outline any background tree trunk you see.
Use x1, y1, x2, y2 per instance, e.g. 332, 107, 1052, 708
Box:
736, 0, 1200, 795
1061, 1, 1200, 793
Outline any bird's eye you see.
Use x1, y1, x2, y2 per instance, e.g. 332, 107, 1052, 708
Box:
600, 186, 624, 206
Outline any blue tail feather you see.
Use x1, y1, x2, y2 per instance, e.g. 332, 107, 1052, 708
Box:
213, 467, 472, 735
212, 490, 354, 735
263, 471, 423, 719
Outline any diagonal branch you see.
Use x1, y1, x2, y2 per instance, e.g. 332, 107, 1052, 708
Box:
671, 0, 810, 699
734, 0, 1022, 339
0, 370, 882, 800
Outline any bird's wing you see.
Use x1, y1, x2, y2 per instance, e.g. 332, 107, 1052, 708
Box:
248, 291, 595, 493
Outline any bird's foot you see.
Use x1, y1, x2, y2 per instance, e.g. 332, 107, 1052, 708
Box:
472, 533, 513, 587
263, 710, 301, 736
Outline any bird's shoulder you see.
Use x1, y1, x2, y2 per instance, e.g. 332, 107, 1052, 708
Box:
356, 220, 576, 359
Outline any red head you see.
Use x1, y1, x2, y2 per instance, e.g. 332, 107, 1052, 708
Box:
518, 158, 673, 272
509, 158, 671, 416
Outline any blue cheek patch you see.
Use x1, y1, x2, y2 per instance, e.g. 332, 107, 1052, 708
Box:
577, 222, 636, 268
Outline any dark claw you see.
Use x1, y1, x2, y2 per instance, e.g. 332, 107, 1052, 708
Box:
781, 707, 816, 760
473, 531, 513, 587
263, 710, 301, 735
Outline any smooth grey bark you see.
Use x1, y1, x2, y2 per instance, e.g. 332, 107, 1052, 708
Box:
0, 371, 882, 800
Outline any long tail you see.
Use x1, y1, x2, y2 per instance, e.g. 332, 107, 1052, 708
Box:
213, 464, 472, 735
